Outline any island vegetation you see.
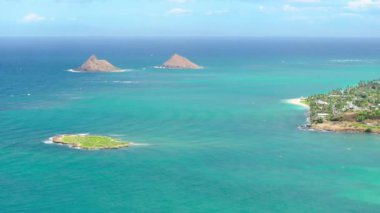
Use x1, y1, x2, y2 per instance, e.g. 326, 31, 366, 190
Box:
302, 80, 380, 133
51, 134, 130, 150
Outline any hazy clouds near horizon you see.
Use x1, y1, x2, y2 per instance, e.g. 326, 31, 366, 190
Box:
1, 0, 379, 37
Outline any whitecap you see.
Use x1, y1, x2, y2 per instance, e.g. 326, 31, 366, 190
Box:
298, 126, 314, 132
130, 142, 150, 146
330, 59, 362, 63
66, 69, 82, 73
73, 147, 84, 150
329, 59, 376, 64
43, 137, 54, 144
118, 69, 134, 72
153, 66, 165, 69
102, 80, 138, 84
112, 81, 138, 84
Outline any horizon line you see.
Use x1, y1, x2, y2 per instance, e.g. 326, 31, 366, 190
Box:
1, 35, 380, 39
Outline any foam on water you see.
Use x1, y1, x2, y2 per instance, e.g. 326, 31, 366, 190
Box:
43, 137, 54, 144
329, 59, 377, 64
153, 66, 165, 69
67, 69, 132, 73
67, 69, 82, 73
119, 69, 133, 72
130, 142, 150, 146
112, 81, 138, 84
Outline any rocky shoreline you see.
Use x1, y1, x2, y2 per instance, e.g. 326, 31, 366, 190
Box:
310, 122, 379, 134
51, 135, 83, 149
288, 98, 380, 134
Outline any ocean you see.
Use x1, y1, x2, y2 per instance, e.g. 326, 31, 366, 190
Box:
1, 37, 380, 212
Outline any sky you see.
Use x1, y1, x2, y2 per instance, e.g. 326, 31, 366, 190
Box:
0, 0, 380, 37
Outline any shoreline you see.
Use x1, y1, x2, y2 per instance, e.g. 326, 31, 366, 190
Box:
67, 69, 129, 73
153, 65, 204, 70
311, 122, 380, 134
287, 98, 380, 134
285, 98, 309, 109
49, 134, 130, 150
299, 125, 374, 134
300, 124, 380, 134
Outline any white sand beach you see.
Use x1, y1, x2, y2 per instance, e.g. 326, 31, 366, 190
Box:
285, 98, 309, 108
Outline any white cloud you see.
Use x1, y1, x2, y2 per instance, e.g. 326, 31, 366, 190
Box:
258, 5, 266, 11
21, 13, 46, 23
283, 5, 298, 12
168, 8, 192, 15
348, 0, 380, 9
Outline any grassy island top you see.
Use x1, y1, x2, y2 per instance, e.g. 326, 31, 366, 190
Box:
52, 134, 130, 150
304, 80, 380, 133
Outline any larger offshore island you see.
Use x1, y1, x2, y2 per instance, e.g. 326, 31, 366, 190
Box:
300, 80, 380, 133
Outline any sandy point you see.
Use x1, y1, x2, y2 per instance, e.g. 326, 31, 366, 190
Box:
285, 98, 309, 108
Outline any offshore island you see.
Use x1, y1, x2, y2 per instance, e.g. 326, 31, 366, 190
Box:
73, 54, 123, 72
51, 134, 130, 150
295, 80, 380, 133
159, 54, 203, 69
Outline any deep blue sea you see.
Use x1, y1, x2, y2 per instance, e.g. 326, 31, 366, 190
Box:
1, 37, 380, 212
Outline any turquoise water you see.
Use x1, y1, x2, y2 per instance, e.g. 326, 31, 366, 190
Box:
1, 37, 380, 212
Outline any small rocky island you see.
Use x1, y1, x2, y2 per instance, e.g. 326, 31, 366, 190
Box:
302, 80, 380, 133
51, 134, 130, 150
74, 55, 121, 72
160, 54, 202, 69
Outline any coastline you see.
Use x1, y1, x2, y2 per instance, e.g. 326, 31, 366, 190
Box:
67, 69, 129, 73
285, 98, 309, 109
312, 122, 380, 134
49, 134, 130, 150
153, 66, 204, 70
287, 98, 380, 134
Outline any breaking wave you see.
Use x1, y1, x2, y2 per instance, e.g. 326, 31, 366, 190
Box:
67, 69, 82, 73
43, 137, 54, 144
